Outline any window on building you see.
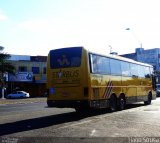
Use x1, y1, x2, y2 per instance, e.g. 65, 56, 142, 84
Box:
18, 66, 27, 72
43, 67, 46, 74
32, 67, 40, 74
158, 58, 160, 64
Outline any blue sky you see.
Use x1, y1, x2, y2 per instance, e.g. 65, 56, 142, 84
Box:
0, 0, 160, 55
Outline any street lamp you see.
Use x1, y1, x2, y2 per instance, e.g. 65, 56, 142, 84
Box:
109, 45, 112, 54
125, 28, 142, 48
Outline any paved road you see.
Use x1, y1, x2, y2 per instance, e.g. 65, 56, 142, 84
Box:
1, 98, 160, 143
0, 102, 46, 115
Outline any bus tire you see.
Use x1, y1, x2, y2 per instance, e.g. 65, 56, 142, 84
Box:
109, 95, 117, 112
118, 95, 126, 110
144, 92, 152, 105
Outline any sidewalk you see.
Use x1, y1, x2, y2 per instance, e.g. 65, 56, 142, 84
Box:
0, 97, 47, 105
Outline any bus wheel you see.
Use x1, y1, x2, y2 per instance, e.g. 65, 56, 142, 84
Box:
144, 92, 152, 105
118, 96, 126, 110
109, 95, 117, 112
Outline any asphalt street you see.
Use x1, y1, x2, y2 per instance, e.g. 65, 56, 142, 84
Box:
1, 97, 160, 143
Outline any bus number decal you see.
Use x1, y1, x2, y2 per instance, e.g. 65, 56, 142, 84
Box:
52, 70, 79, 78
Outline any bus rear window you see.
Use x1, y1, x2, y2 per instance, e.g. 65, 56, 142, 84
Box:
50, 47, 82, 69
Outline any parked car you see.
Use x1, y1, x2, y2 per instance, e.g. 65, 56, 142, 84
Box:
7, 91, 30, 99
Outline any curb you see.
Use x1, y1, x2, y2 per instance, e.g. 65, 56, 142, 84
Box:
0, 97, 47, 105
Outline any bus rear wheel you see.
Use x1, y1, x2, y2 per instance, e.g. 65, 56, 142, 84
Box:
144, 92, 152, 105
109, 95, 117, 112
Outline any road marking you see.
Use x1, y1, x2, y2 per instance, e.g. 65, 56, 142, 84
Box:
90, 129, 96, 136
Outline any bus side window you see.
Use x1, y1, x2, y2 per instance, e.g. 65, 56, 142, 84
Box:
121, 61, 131, 76
130, 63, 138, 78
110, 59, 121, 76
138, 65, 145, 78
144, 66, 151, 78
89, 54, 110, 74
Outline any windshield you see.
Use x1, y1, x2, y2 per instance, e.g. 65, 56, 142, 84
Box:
50, 47, 82, 69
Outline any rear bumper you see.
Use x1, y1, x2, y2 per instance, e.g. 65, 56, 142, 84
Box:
47, 99, 110, 109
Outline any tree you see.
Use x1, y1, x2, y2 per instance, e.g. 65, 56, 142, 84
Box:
0, 46, 15, 84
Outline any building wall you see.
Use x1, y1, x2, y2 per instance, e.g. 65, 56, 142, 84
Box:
6, 55, 47, 97
120, 48, 160, 71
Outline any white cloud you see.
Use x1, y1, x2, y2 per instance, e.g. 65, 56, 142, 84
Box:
0, 12, 8, 21
18, 19, 49, 31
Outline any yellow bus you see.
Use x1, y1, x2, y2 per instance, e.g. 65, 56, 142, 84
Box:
46, 46, 156, 112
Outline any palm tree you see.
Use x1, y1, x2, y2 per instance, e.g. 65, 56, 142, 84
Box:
0, 46, 15, 84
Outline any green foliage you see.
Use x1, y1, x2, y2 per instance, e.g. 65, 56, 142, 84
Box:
0, 46, 15, 82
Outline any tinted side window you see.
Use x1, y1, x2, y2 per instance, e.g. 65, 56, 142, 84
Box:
130, 63, 138, 77
138, 65, 145, 77
90, 54, 110, 74
110, 59, 121, 75
121, 61, 131, 76
144, 66, 151, 78
150, 67, 154, 74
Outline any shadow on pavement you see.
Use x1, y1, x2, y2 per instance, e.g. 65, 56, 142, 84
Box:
0, 103, 144, 136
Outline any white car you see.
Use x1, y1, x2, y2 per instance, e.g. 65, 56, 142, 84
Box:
7, 91, 30, 99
